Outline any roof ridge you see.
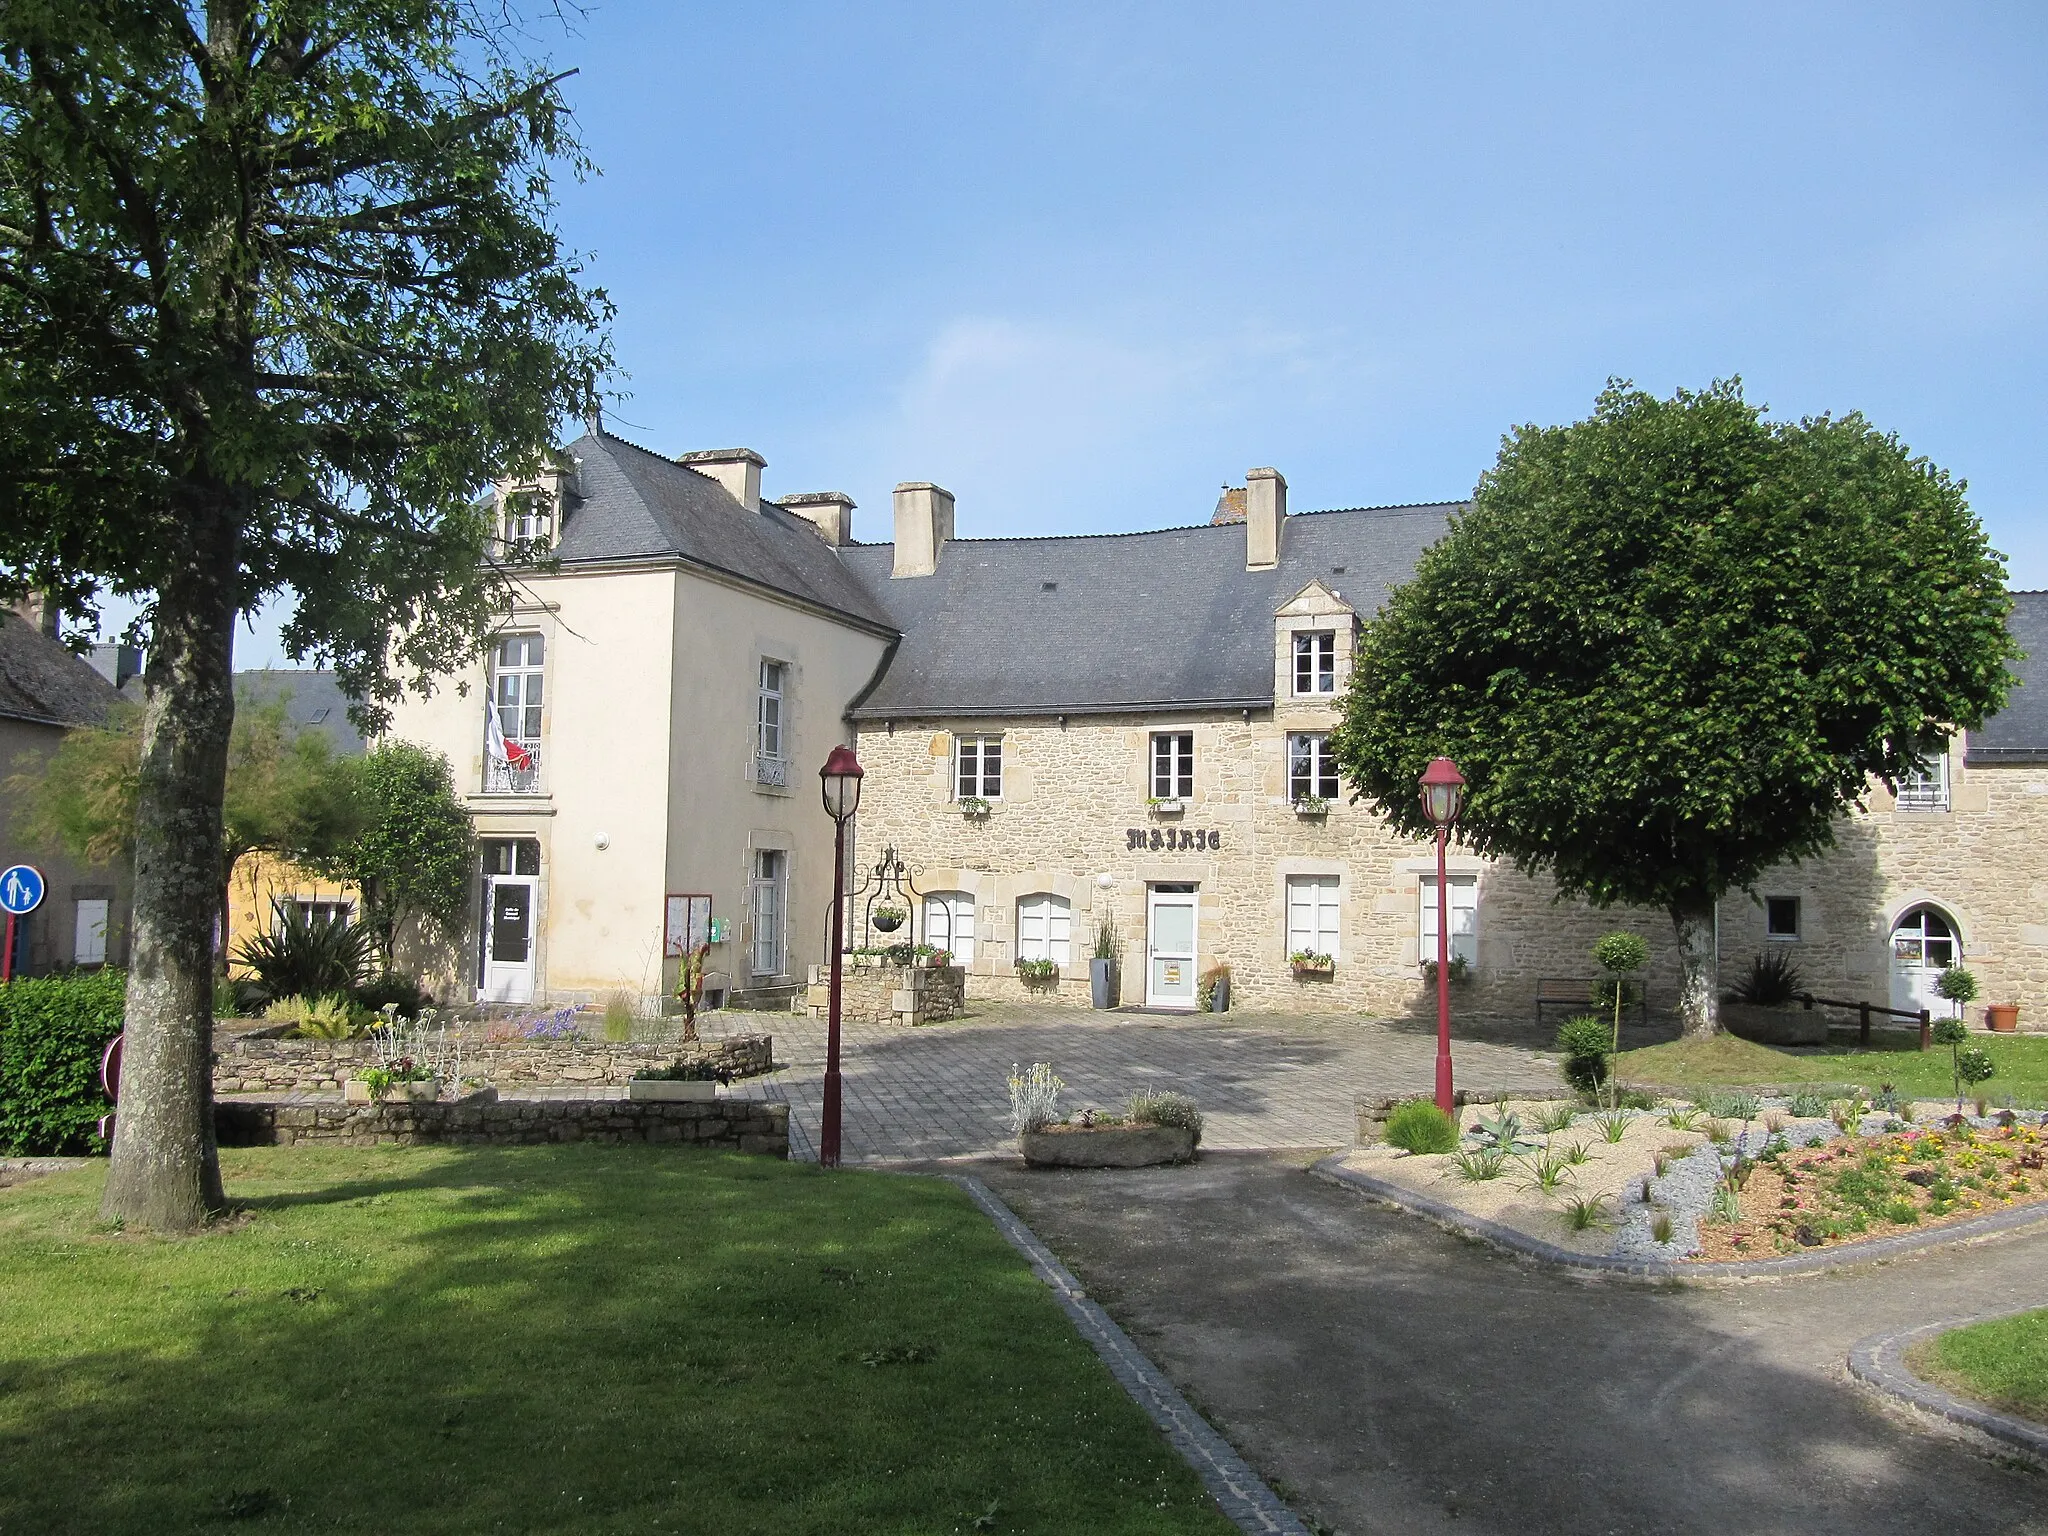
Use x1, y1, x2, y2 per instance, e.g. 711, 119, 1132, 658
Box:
839, 501, 1464, 550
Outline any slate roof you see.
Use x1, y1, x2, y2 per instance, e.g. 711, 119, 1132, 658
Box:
839, 504, 1461, 719
553, 430, 897, 633
0, 611, 121, 728
1965, 590, 2048, 763
235, 670, 367, 755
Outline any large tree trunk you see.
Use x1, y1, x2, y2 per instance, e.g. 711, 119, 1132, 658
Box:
100, 520, 239, 1233
1671, 896, 1720, 1039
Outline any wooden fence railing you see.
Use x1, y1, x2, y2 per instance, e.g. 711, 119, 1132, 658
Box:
1791, 992, 1931, 1051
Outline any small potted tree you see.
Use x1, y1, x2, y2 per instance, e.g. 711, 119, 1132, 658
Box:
1936, 965, 1979, 1022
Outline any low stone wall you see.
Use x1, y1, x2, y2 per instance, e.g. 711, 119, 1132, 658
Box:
805, 963, 966, 1025
215, 1094, 788, 1155
212, 1034, 774, 1096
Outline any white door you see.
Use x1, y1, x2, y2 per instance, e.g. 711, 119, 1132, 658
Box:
1890, 905, 1959, 1017
750, 851, 786, 977
482, 876, 537, 1003
1146, 885, 1199, 1009
73, 899, 110, 966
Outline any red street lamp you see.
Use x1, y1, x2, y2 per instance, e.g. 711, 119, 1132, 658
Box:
818, 746, 864, 1167
1419, 757, 1467, 1115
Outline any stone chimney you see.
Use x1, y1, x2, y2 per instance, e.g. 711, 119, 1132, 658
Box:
779, 492, 856, 547
1245, 466, 1286, 570
892, 482, 955, 578
680, 448, 766, 513
8, 592, 59, 638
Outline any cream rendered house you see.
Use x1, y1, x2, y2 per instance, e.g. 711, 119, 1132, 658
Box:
383, 427, 895, 1009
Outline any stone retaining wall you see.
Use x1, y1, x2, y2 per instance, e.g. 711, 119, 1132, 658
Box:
804, 964, 966, 1025
212, 1034, 773, 1096
215, 1095, 788, 1155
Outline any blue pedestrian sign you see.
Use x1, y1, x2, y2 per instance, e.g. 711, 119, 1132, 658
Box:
0, 865, 44, 916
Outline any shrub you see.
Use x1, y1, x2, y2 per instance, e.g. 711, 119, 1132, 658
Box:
1729, 949, 1806, 1006
1382, 1098, 1459, 1154
1592, 931, 1650, 977
1935, 966, 1979, 1008
353, 972, 431, 1018
263, 993, 359, 1039
1008, 1062, 1064, 1136
0, 969, 125, 1155
232, 905, 378, 1005
1127, 1090, 1203, 1143
1555, 1014, 1611, 1090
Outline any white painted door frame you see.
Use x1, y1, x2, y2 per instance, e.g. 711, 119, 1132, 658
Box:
482, 874, 538, 1003
1145, 884, 1199, 1009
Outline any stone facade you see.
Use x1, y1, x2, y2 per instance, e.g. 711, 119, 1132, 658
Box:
851, 715, 2048, 1029
803, 962, 965, 1025
215, 1094, 789, 1154
211, 1033, 775, 1096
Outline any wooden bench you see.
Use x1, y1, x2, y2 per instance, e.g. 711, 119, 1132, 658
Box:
1534, 977, 1648, 1028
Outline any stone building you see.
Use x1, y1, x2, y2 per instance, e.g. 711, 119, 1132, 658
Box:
386, 423, 2048, 1030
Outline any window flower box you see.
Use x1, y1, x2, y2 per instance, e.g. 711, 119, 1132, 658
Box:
1292, 796, 1330, 818
959, 797, 991, 818
1290, 950, 1335, 979
1016, 958, 1059, 987
1147, 798, 1185, 815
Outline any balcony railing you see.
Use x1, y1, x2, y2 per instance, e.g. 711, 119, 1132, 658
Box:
755, 753, 789, 788
483, 741, 543, 796
1895, 774, 1948, 812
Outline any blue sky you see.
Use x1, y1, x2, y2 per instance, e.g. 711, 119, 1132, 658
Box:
223, 1, 2046, 663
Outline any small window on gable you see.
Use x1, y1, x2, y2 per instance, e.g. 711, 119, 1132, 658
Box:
1765, 896, 1801, 940
500, 490, 552, 548
1293, 631, 1336, 694
956, 734, 1002, 800
1151, 732, 1194, 800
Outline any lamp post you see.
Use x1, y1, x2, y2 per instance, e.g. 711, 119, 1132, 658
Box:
1419, 757, 1467, 1115
819, 745, 864, 1168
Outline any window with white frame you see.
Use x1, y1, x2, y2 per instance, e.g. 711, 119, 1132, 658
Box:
751, 849, 786, 975
1016, 893, 1071, 964
924, 891, 975, 962
493, 633, 545, 743
1287, 732, 1340, 802
1151, 732, 1194, 800
1419, 873, 1478, 969
1293, 630, 1336, 694
757, 660, 787, 762
274, 898, 353, 931
1285, 875, 1341, 959
499, 490, 552, 547
1896, 748, 1950, 812
956, 734, 1003, 800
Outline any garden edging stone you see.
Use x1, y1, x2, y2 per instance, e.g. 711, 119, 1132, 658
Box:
944, 1174, 1312, 1536
1311, 1153, 2048, 1281
1848, 1313, 2048, 1466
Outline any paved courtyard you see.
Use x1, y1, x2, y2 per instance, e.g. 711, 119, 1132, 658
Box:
704, 1002, 1563, 1162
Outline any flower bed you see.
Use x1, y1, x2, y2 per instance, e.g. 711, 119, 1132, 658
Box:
1695, 1118, 2048, 1261
1336, 1094, 2048, 1265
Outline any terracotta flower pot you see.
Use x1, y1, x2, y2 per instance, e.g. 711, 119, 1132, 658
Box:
1987, 1003, 2020, 1033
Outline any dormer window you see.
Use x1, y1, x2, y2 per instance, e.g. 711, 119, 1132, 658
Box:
500, 491, 553, 548
1294, 631, 1336, 694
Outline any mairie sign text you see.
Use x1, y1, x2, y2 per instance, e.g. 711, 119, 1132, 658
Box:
1125, 828, 1221, 852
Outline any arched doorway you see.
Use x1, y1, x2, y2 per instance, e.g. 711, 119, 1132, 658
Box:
1889, 904, 1960, 1017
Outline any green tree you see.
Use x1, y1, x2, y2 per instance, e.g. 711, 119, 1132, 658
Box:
1332, 380, 2015, 1038
7, 694, 362, 956
323, 741, 473, 963
0, 1, 611, 1231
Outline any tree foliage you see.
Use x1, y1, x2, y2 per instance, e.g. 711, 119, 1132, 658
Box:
0, 0, 611, 1230
325, 740, 473, 960
1333, 380, 2017, 1032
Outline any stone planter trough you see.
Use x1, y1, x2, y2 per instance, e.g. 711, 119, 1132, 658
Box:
1720, 1001, 1828, 1047
1021, 1124, 1196, 1169
628, 1079, 719, 1102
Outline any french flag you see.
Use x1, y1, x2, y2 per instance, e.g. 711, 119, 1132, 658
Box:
486, 704, 532, 770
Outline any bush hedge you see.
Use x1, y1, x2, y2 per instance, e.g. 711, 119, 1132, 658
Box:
1382, 1097, 1459, 1154
0, 969, 126, 1155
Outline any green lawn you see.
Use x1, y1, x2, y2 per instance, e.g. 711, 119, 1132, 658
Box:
1914, 1309, 2048, 1425
0, 1147, 1236, 1535
1613, 1030, 2048, 1104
